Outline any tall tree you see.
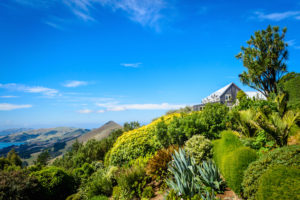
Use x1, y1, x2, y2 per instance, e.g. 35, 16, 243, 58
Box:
236, 25, 288, 97
7, 149, 22, 167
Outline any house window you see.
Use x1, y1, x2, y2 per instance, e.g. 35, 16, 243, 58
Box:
225, 94, 232, 101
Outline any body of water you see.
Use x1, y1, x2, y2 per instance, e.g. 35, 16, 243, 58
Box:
0, 142, 24, 149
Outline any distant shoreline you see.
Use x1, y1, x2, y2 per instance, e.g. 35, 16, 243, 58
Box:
0, 142, 24, 150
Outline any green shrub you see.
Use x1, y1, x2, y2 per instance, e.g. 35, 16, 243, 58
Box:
256, 165, 300, 200
116, 163, 150, 199
112, 186, 121, 200
184, 135, 212, 164
222, 147, 257, 194
0, 170, 43, 200
84, 168, 113, 198
213, 130, 242, 171
242, 145, 300, 200
142, 186, 154, 199
146, 145, 178, 180
200, 103, 229, 138
90, 195, 109, 200
33, 166, 76, 200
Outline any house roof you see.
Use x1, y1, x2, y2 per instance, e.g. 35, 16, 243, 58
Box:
202, 82, 240, 104
245, 91, 266, 100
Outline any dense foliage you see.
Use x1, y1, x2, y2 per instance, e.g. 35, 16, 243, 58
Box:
242, 145, 300, 200
213, 131, 257, 193
278, 72, 300, 109
32, 166, 76, 200
0, 170, 43, 200
184, 135, 212, 164
222, 147, 257, 193
212, 130, 242, 168
108, 114, 179, 166
256, 165, 300, 200
146, 145, 178, 180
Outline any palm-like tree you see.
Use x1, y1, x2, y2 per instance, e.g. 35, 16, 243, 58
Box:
242, 94, 300, 146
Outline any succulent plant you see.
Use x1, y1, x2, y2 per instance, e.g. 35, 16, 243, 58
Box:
197, 160, 226, 193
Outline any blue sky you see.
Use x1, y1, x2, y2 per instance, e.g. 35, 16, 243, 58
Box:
0, 0, 300, 129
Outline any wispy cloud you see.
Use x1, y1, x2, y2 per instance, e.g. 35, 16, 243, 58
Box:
0, 103, 32, 111
286, 39, 300, 50
253, 11, 300, 21
0, 83, 59, 96
121, 62, 142, 68
12, 0, 167, 29
63, 80, 89, 88
287, 39, 296, 46
78, 109, 94, 114
44, 21, 65, 30
0, 96, 18, 98
96, 102, 185, 111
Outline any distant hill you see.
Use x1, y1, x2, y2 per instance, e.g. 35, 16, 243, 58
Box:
0, 128, 33, 136
48, 121, 122, 164
77, 121, 122, 143
0, 127, 90, 143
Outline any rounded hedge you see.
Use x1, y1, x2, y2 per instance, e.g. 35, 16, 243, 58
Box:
256, 165, 300, 200
213, 130, 242, 170
184, 135, 212, 164
242, 145, 300, 200
222, 147, 257, 194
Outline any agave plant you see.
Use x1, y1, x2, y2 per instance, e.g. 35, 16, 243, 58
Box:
197, 160, 225, 193
166, 148, 202, 198
200, 189, 219, 200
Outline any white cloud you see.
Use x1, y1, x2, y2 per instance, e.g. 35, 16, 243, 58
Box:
78, 109, 93, 114
97, 110, 105, 113
121, 62, 142, 68
0, 83, 58, 96
63, 80, 89, 88
0, 96, 18, 98
253, 11, 300, 21
96, 102, 185, 111
0, 103, 32, 111
25, 86, 58, 96
287, 39, 296, 46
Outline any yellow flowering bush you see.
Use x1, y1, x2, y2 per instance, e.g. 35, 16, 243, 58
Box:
107, 114, 180, 166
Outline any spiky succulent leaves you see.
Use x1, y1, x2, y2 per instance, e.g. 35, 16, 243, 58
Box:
197, 160, 225, 193
166, 148, 202, 198
200, 189, 218, 200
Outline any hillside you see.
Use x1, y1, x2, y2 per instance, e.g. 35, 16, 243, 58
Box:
77, 121, 122, 143
62, 121, 122, 153
0, 127, 89, 143
0, 128, 33, 136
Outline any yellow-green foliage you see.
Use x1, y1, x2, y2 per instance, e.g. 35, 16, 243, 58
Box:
222, 147, 257, 193
213, 131, 257, 194
257, 165, 300, 200
108, 113, 181, 166
213, 130, 242, 170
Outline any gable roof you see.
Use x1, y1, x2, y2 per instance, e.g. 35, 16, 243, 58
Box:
202, 82, 240, 104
